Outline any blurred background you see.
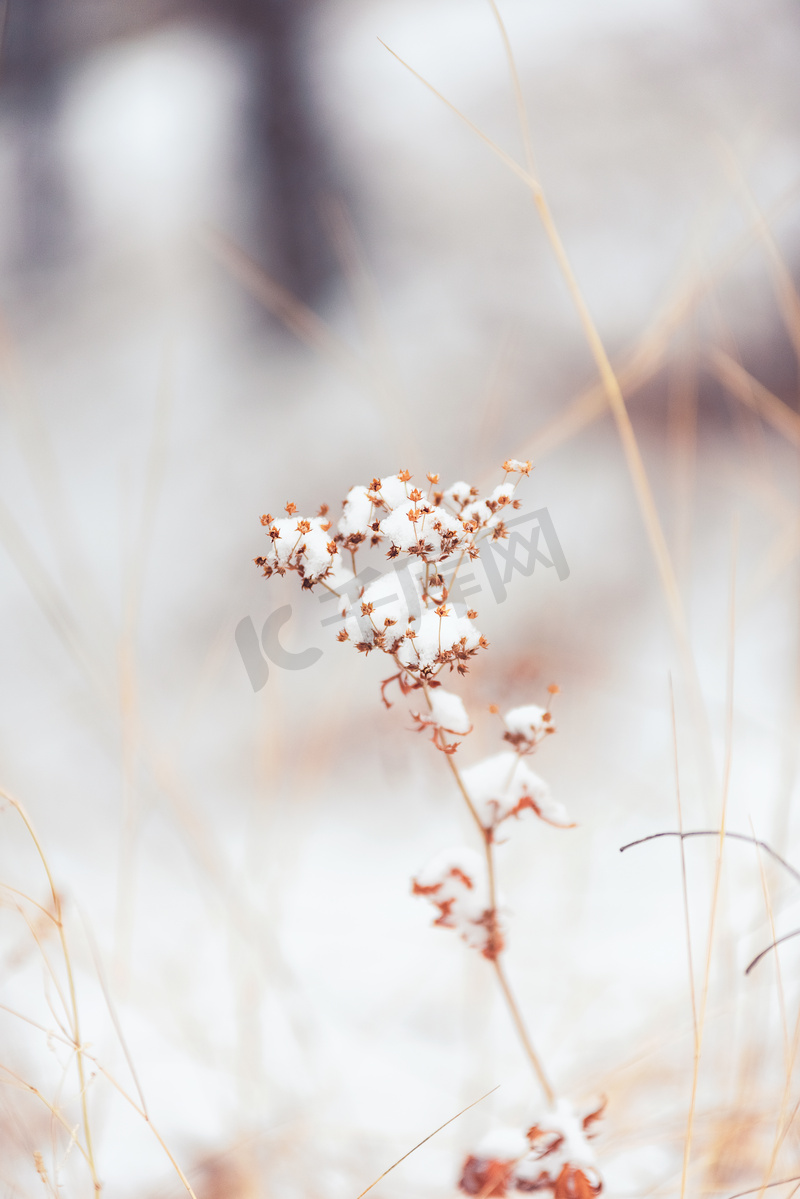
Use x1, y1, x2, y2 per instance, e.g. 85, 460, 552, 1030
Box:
2, 0, 800, 1194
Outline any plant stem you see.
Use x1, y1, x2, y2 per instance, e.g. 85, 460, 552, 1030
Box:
420, 686, 556, 1106
492, 955, 555, 1107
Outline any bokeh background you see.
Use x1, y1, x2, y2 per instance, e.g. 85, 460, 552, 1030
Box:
2, 0, 800, 1194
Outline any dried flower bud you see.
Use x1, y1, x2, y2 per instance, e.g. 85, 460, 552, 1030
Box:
412, 847, 504, 959
502, 704, 556, 752
460, 1130, 528, 1196
517, 1100, 604, 1196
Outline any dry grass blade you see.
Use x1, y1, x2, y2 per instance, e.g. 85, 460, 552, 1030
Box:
0, 1063, 93, 1172
671, 676, 698, 1047
78, 906, 149, 1118
485, 0, 537, 177
720, 142, 800, 366
727, 1176, 800, 1199
116, 347, 174, 983
0, 787, 101, 1191
749, 816, 789, 1064
742, 521, 800, 619
0, 997, 198, 1199
353, 1085, 499, 1199
680, 519, 738, 1199
668, 345, 698, 588
523, 177, 800, 464
480, 0, 695, 679
87, 1057, 200, 1199
0, 311, 109, 641
379, 24, 722, 830
377, 39, 540, 192
201, 226, 372, 388
0, 494, 109, 702
709, 349, 800, 450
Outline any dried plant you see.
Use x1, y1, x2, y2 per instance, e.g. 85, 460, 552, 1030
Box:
255, 463, 604, 1196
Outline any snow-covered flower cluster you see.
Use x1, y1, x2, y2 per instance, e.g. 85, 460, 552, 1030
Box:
410, 685, 472, 753
459, 1100, 605, 1197
502, 703, 556, 752
411, 690, 570, 831
254, 463, 532, 685
255, 503, 347, 589
461, 751, 572, 835
412, 846, 505, 959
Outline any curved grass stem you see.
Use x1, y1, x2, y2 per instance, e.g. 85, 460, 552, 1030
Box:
1, 788, 101, 1193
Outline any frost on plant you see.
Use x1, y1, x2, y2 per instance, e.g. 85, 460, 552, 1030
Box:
459, 1099, 605, 1197
461, 750, 573, 834
255, 465, 532, 682
255, 464, 604, 1195
412, 845, 505, 959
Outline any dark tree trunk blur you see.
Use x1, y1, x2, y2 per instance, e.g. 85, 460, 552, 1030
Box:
0, 0, 339, 305
227, 0, 337, 305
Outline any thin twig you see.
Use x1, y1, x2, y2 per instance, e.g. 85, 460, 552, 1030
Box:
679, 517, 737, 1199
619, 832, 800, 887
726, 1175, 800, 1199
746, 929, 800, 977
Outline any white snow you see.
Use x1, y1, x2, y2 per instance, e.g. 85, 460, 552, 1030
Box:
428, 687, 471, 735
397, 606, 481, 668
461, 752, 571, 830
301, 521, 338, 577
518, 1098, 600, 1183
442, 481, 475, 507
488, 483, 514, 508
338, 484, 374, 537
504, 704, 551, 739
413, 846, 501, 955
262, 516, 336, 580
344, 567, 420, 647
476, 1126, 530, 1162
375, 473, 410, 509
379, 498, 426, 550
